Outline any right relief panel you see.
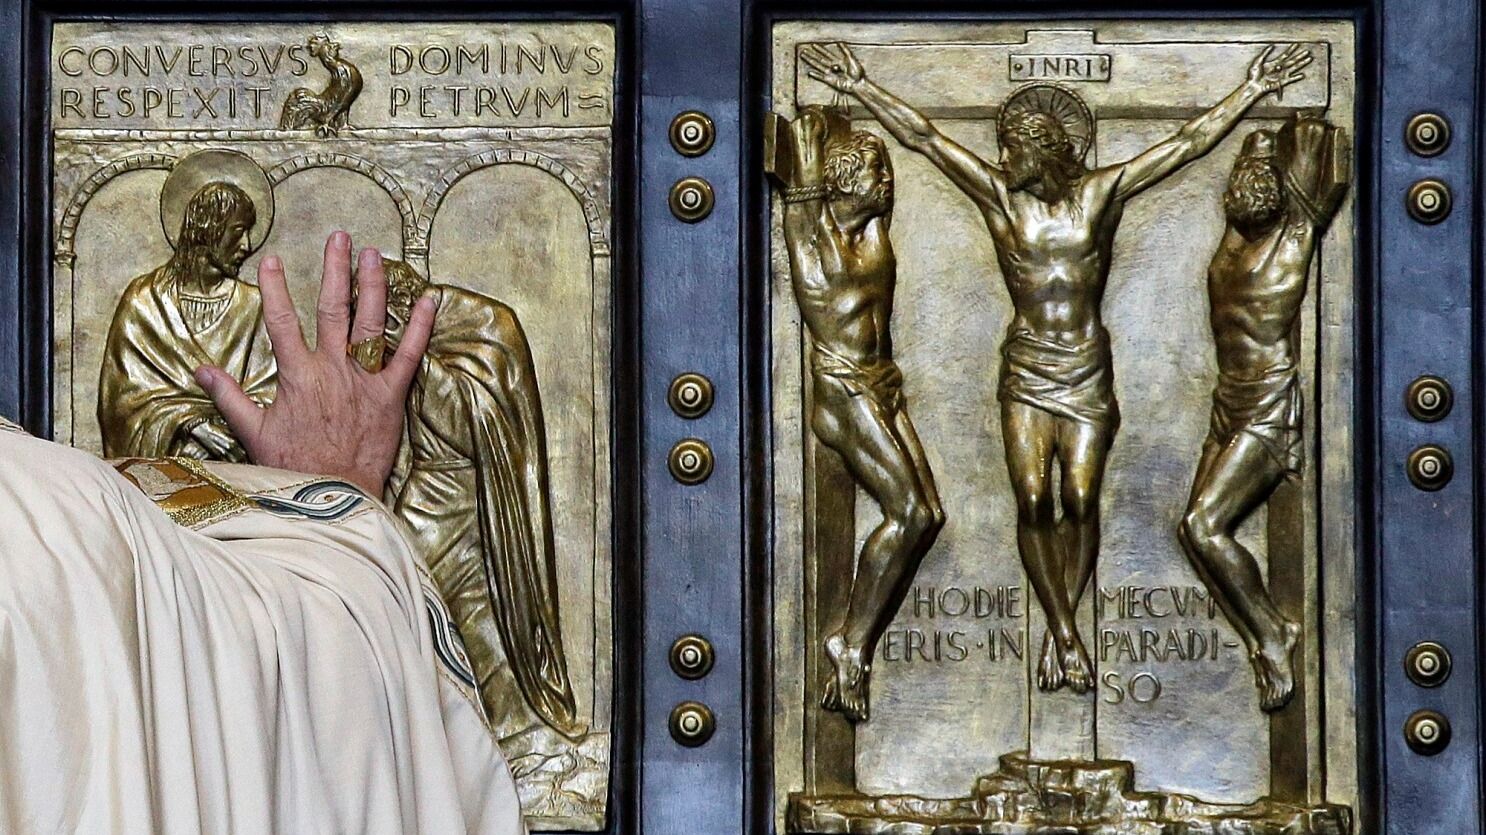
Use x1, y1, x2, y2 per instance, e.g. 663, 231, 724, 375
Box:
767, 19, 1357, 833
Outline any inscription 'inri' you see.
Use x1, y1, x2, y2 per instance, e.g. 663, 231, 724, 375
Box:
1009, 53, 1112, 82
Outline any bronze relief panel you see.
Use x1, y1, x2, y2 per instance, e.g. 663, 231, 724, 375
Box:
49, 21, 616, 831
768, 19, 1357, 833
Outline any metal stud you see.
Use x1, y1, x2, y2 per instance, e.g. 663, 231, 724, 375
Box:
1405, 113, 1451, 157
1404, 641, 1451, 688
1405, 375, 1453, 422
1407, 444, 1453, 492
669, 110, 716, 157
668, 438, 714, 485
669, 372, 714, 419
1407, 178, 1452, 224
669, 700, 716, 747
669, 634, 716, 680
669, 177, 714, 223
1403, 709, 1451, 756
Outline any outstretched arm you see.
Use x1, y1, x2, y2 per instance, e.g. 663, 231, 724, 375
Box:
1108, 44, 1313, 202
800, 43, 1001, 208
778, 108, 844, 285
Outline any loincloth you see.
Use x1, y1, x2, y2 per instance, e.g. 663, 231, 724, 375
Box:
1207, 363, 1303, 477
998, 327, 1119, 437
812, 344, 905, 414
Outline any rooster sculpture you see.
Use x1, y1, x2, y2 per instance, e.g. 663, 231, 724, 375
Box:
278, 34, 362, 137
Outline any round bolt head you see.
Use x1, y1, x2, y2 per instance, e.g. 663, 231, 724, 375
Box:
1407, 178, 1452, 224
1405, 641, 1451, 688
669, 372, 715, 419
668, 438, 714, 485
1405, 375, 1453, 422
1406, 113, 1451, 157
669, 633, 716, 680
669, 177, 715, 223
1407, 444, 1453, 491
1404, 709, 1451, 756
669, 700, 716, 747
669, 110, 716, 157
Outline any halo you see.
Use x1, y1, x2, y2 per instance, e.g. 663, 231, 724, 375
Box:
160, 149, 274, 251
998, 82, 1095, 162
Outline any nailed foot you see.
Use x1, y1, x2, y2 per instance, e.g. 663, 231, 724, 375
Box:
822, 633, 870, 723
1036, 631, 1066, 691
1061, 633, 1094, 694
1252, 619, 1301, 712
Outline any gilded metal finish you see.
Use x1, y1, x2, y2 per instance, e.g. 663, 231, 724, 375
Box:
771, 19, 1359, 832
1404, 112, 1451, 157
1180, 114, 1350, 713
51, 21, 618, 830
669, 176, 715, 222
346, 334, 386, 372
1403, 709, 1451, 756
1406, 178, 1452, 224
668, 437, 714, 485
669, 633, 716, 680
1407, 444, 1453, 491
1404, 641, 1451, 688
1405, 375, 1453, 422
668, 371, 715, 418
669, 701, 717, 747
669, 110, 716, 157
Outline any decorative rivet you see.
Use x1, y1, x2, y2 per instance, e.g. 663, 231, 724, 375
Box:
1405, 375, 1453, 422
669, 177, 715, 223
1405, 113, 1451, 157
1404, 709, 1451, 756
668, 438, 714, 485
1407, 444, 1453, 492
669, 700, 716, 747
1405, 641, 1452, 688
669, 110, 716, 157
669, 372, 714, 419
1407, 178, 1452, 224
669, 634, 716, 680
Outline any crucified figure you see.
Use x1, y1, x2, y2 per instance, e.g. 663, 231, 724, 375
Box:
802, 41, 1312, 693
769, 105, 945, 722
1180, 114, 1348, 712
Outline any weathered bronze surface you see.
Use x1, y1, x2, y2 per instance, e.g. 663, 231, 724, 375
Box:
770, 19, 1357, 833
51, 21, 616, 831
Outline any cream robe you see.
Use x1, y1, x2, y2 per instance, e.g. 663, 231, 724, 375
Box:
0, 419, 524, 834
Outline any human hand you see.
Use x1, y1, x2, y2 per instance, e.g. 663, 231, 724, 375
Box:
1246, 44, 1313, 96
194, 231, 437, 497
800, 42, 866, 94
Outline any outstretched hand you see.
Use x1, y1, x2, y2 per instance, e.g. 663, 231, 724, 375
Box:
194, 231, 438, 497
1247, 44, 1313, 96
800, 42, 866, 94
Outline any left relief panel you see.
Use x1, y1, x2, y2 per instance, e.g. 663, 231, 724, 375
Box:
49, 21, 616, 831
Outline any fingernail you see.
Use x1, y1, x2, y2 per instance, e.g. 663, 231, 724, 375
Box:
263, 255, 281, 271
336, 230, 350, 249
361, 247, 381, 266
193, 366, 214, 389
421, 289, 440, 311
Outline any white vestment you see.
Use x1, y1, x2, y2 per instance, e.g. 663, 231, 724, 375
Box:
0, 419, 525, 834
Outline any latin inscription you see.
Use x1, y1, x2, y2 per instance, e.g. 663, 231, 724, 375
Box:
1008, 53, 1112, 82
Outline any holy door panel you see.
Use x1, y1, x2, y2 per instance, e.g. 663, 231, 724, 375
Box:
48, 22, 616, 831
768, 20, 1358, 833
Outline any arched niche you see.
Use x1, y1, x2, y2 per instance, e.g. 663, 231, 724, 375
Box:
427, 162, 599, 722
251, 164, 406, 344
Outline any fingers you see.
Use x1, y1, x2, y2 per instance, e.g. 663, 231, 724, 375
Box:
349, 247, 388, 347
384, 292, 438, 390
194, 365, 265, 451
257, 255, 309, 366
1253, 44, 1275, 68
316, 230, 353, 351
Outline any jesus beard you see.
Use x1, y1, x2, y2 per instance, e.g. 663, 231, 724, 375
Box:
1224, 155, 1285, 231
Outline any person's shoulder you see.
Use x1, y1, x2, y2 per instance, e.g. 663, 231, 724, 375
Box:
441, 284, 525, 334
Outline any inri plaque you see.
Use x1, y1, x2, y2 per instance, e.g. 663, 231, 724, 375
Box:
50, 21, 616, 831
768, 20, 1357, 834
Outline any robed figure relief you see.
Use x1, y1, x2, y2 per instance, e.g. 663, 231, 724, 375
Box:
99, 149, 277, 461
802, 42, 1314, 693
375, 258, 583, 741
767, 105, 946, 723
1180, 114, 1349, 712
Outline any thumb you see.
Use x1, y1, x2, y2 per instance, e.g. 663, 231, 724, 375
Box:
194, 365, 264, 447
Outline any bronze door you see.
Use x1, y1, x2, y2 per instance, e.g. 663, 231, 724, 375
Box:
0, 1, 1482, 833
